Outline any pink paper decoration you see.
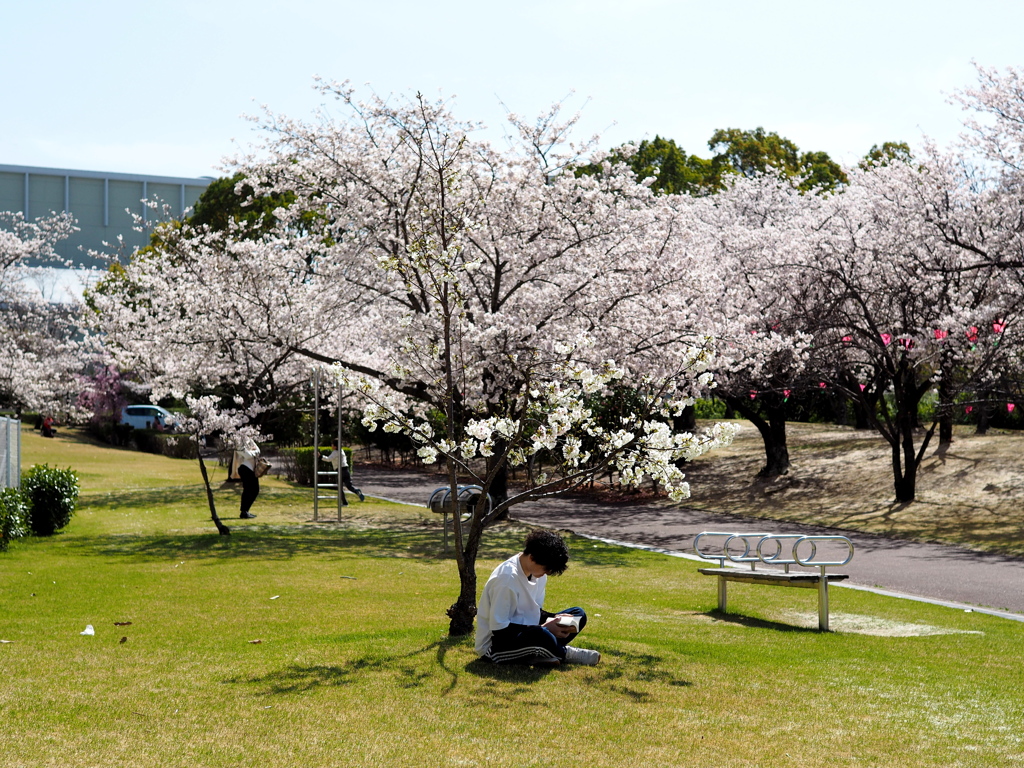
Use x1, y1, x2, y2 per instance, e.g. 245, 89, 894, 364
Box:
993, 320, 1006, 334
966, 326, 979, 342
783, 389, 791, 398
966, 405, 974, 414
859, 384, 866, 391
899, 338, 914, 350
880, 333, 892, 345
934, 329, 948, 340
1009, 403, 1016, 413
842, 335, 852, 345
749, 390, 757, 399
819, 382, 827, 389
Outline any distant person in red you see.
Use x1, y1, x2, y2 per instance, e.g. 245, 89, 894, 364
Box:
41, 415, 56, 438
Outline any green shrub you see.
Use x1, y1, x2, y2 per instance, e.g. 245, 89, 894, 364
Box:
0, 487, 29, 551
694, 397, 728, 420
132, 430, 198, 459
22, 465, 80, 537
282, 446, 353, 485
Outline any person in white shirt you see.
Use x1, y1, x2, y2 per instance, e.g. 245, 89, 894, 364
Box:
230, 441, 261, 519
475, 529, 600, 666
326, 440, 365, 502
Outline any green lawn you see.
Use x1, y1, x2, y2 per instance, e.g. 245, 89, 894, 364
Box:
1, 426, 1022, 766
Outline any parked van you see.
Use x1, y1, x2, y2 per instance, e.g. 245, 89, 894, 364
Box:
121, 405, 175, 431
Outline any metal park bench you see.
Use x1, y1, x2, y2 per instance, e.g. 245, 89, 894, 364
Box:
693, 531, 855, 631
428, 485, 492, 553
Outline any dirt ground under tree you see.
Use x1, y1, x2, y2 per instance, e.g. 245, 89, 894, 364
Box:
674, 420, 1024, 556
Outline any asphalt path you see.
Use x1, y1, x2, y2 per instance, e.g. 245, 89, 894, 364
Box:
352, 465, 1024, 618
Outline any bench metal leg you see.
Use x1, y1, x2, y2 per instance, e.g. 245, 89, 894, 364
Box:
718, 575, 728, 613
818, 576, 829, 631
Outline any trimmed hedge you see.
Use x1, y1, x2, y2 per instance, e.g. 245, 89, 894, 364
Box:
132, 430, 199, 460
282, 446, 353, 486
0, 487, 29, 551
22, 464, 80, 537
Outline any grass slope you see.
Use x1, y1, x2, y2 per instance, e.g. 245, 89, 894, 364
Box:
1, 426, 1022, 766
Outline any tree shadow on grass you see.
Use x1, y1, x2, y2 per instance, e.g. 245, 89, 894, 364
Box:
79, 485, 211, 509
62, 523, 530, 564
79, 483, 307, 511
581, 648, 692, 702
227, 637, 468, 696
466, 646, 692, 703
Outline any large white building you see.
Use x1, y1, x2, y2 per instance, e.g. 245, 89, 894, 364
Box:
0, 164, 213, 270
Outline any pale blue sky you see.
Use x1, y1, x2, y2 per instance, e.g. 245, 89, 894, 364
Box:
2, 0, 1022, 179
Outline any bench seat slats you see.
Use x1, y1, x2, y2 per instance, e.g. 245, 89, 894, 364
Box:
698, 568, 849, 587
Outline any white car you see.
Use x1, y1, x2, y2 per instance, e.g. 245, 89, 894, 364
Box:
121, 405, 175, 431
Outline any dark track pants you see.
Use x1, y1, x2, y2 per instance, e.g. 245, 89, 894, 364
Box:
485, 607, 587, 664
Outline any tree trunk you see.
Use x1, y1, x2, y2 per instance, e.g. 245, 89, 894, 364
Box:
888, 367, 936, 504
197, 453, 231, 536
447, 563, 478, 636
891, 427, 916, 503
725, 395, 790, 477
853, 399, 872, 430
447, 513, 483, 636
976, 400, 991, 435
673, 405, 697, 432
484, 449, 510, 520
938, 415, 953, 447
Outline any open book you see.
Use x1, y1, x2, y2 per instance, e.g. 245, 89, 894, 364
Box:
556, 614, 581, 632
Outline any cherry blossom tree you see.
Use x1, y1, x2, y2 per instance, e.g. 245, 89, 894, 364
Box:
0, 211, 93, 418
794, 157, 1016, 502
690, 173, 820, 477
92, 85, 737, 634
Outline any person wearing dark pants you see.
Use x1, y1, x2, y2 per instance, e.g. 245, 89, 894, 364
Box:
326, 441, 365, 503
232, 445, 261, 519
475, 529, 600, 666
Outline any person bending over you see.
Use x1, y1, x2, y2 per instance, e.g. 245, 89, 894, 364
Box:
475, 529, 600, 666
231, 441, 261, 519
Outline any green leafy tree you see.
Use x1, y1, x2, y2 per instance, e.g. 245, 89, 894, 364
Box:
708, 127, 849, 192
577, 136, 725, 195
859, 141, 914, 169
189, 173, 297, 236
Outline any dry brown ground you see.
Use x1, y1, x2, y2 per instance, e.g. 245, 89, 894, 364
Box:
678, 420, 1024, 556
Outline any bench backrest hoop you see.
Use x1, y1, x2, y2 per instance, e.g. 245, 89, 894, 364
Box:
693, 531, 773, 567
756, 534, 804, 566
695, 531, 855, 574
793, 536, 855, 570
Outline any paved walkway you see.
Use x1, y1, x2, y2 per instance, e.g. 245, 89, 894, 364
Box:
353, 466, 1024, 619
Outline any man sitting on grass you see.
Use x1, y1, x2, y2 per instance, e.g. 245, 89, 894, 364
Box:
475, 529, 600, 666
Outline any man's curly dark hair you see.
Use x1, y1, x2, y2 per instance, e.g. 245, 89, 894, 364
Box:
523, 529, 570, 576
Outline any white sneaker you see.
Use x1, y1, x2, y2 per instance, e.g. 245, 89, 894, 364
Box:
563, 645, 600, 665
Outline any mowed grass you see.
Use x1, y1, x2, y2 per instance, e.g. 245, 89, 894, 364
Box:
2, 426, 1023, 767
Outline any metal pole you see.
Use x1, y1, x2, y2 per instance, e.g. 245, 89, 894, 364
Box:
313, 369, 320, 522
818, 565, 829, 631
342, 382, 350, 524
717, 575, 728, 613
